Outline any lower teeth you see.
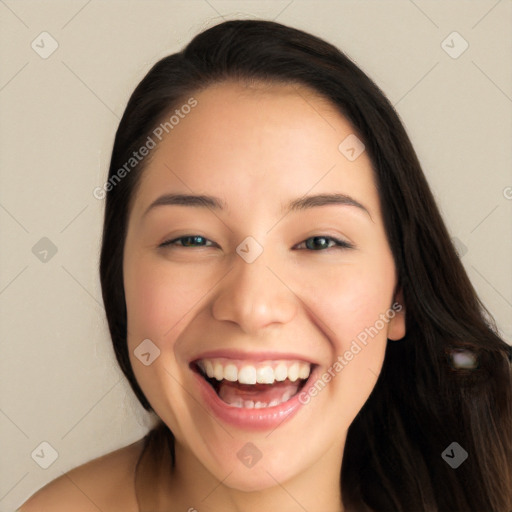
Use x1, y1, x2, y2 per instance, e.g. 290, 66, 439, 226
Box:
198, 367, 307, 409
222, 390, 294, 409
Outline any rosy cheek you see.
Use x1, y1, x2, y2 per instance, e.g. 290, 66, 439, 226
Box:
126, 258, 210, 343
304, 265, 394, 360
306, 271, 370, 327
125, 263, 170, 340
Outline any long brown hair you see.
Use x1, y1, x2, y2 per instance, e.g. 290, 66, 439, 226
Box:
99, 19, 512, 511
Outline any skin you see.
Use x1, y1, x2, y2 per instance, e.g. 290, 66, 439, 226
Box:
123, 81, 406, 511
19, 440, 143, 511
20, 81, 405, 512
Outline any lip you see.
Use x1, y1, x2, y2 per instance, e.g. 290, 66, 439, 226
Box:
191, 360, 320, 431
189, 349, 318, 365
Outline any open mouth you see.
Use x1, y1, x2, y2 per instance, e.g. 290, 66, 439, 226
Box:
191, 358, 314, 409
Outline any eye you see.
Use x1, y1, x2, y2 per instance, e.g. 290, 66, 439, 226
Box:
159, 235, 216, 248
294, 236, 354, 251
159, 234, 354, 251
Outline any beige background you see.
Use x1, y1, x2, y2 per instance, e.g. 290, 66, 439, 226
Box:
1, 0, 511, 509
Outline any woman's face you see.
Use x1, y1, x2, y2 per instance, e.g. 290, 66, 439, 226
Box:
123, 81, 405, 491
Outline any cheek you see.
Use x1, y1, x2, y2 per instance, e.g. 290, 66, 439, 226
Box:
301, 261, 395, 347
123, 255, 217, 435
300, 254, 396, 420
124, 255, 214, 345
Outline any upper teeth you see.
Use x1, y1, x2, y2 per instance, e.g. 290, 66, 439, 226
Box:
197, 358, 311, 385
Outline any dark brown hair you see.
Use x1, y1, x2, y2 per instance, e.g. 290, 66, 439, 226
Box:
99, 19, 512, 511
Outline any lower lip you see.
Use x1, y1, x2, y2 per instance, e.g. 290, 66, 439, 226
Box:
192, 367, 318, 431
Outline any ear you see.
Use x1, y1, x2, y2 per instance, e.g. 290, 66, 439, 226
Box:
387, 287, 406, 341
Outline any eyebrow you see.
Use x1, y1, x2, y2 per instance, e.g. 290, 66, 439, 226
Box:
285, 193, 372, 220
143, 192, 372, 220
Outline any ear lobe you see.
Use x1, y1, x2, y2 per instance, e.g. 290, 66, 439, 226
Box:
387, 287, 406, 341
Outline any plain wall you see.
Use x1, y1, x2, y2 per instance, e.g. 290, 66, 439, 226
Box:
1, 1, 511, 510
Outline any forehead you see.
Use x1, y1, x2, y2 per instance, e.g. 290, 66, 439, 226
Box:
130, 80, 378, 219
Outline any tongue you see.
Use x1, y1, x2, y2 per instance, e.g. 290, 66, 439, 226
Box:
218, 379, 301, 405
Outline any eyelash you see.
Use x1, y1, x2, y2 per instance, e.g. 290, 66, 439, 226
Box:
159, 235, 354, 251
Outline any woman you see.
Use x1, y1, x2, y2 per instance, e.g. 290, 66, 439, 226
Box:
20, 19, 512, 512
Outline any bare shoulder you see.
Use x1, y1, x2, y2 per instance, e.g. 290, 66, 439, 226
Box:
18, 439, 145, 512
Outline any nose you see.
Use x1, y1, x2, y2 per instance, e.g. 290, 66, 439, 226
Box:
211, 252, 298, 335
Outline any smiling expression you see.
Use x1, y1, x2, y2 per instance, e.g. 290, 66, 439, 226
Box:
122, 80, 405, 491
